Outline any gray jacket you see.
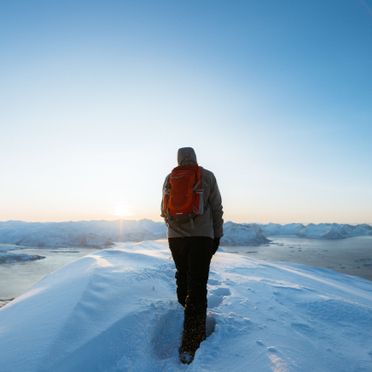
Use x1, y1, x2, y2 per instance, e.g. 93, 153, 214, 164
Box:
161, 147, 224, 239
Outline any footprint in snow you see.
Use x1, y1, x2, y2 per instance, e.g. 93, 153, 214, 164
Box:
151, 307, 183, 359
208, 278, 221, 286
152, 307, 216, 359
206, 315, 216, 337
208, 287, 231, 308
291, 322, 313, 335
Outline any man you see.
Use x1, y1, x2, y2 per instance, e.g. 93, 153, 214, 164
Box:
161, 147, 224, 363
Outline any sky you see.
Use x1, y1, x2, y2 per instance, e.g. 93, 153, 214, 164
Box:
1, 0, 372, 224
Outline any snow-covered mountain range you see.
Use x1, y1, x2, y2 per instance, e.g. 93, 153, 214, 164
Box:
0, 220, 165, 248
222, 222, 270, 246
260, 222, 372, 239
0, 220, 371, 248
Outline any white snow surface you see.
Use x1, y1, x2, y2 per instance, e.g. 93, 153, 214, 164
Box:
221, 222, 270, 246
0, 240, 372, 372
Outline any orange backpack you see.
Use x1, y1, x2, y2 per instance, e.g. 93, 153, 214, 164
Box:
163, 164, 204, 221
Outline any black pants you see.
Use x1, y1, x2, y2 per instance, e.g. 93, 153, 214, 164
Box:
169, 237, 214, 353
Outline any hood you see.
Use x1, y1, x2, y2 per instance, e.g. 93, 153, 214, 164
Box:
177, 147, 197, 166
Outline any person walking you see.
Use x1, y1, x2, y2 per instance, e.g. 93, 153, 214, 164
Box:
161, 147, 224, 364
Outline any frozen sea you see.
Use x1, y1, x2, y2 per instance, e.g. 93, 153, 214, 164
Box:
0, 245, 98, 303
1, 236, 371, 304
224, 235, 372, 281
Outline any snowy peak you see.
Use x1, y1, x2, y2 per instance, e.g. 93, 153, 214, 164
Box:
260, 222, 372, 239
222, 222, 270, 246
260, 223, 305, 236
0, 220, 166, 248
0, 220, 371, 248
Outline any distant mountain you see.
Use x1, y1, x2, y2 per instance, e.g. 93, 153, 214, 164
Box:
222, 222, 270, 246
0, 220, 269, 248
0, 220, 166, 248
0, 220, 371, 249
260, 223, 372, 239
260, 223, 305, 236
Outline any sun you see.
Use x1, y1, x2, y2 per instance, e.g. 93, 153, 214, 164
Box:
113, 203, 132, 219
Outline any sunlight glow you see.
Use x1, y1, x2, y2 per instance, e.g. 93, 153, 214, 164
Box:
113, 204, 132, 219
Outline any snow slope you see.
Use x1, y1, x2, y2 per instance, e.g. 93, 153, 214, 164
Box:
1, 240, 371, 372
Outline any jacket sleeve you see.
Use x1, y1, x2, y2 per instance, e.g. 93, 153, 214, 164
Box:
209, 173, 224, 238
160, 175, 169, 219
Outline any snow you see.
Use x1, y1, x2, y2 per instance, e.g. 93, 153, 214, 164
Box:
261, 223, 305, 236
0, 220, 165, 248
1, 240, 371, 372
261, 223, 372, 239
0, 220, 269, 248
1, 221, 371, 249
222, 222, 270, 246
0, 251, 45, 264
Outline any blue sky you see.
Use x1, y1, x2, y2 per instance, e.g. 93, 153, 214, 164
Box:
1, 0, 371, 223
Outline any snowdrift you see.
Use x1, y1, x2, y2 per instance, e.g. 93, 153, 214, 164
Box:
1, 240, 371, 372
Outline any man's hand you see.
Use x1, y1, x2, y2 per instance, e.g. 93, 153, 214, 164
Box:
211, 237, 220, 255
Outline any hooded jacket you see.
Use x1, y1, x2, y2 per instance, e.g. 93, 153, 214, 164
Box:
161, 147, 224, 239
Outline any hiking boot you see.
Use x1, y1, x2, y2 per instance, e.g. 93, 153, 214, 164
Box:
179, 350, 195, 364
179, 302, 207, 363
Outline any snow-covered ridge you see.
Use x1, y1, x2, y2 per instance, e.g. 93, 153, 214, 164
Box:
0, 220, 166, 248
0, 241, 371, 371
260, 222, 372, 239
0, 220, 371, 249
221, 222, 270, 246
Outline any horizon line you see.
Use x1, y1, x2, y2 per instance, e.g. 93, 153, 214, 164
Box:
0, 218, 371, 227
